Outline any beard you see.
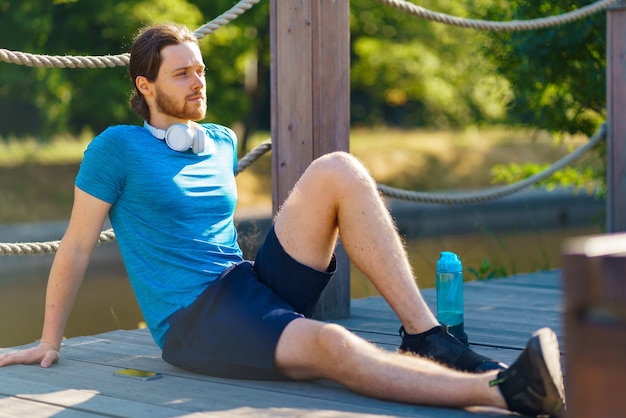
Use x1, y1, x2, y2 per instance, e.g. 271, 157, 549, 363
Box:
154, 86, 206, 121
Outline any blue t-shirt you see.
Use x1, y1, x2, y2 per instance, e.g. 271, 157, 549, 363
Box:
75, 123, 244, 347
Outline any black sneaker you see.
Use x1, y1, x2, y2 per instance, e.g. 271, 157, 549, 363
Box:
398, 325, 508, 373
490, 327, 565, 417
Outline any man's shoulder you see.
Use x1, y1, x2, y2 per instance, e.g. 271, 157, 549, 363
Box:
200, 123, 236, 139
91, 124, 146, 147
100, 124, 144, 137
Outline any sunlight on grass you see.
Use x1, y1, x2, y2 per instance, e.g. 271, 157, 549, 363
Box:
0, 126, 588, 168
0, 133, 92, 166
0, 126, 597, 221
349, 126, 591, 191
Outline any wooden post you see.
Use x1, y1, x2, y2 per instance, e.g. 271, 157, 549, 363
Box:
270, 0, 351, 319
607, 1, 626, 232
562, 233, 626, 418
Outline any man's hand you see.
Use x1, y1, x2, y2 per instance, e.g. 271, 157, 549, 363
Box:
0, 341, 60, 368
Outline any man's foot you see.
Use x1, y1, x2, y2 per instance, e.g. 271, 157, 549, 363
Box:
398, 325, 508, 373
490, 327, 566, 417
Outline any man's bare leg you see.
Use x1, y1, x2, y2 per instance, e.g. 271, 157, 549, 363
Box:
275, 318, 505, 409
273, 152, 437, 334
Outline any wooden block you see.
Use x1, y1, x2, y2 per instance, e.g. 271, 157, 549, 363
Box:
563, 233, 626, 418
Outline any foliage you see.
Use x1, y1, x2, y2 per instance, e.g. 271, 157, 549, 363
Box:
491, 160, 603, 196
349, 0, 512, 128
0, 0, 266, 140
467, 258, 508, 280
479, 0, 607, 198
480, 0, 606, 137
0, 1, 55, 135
1, 0, 515, 140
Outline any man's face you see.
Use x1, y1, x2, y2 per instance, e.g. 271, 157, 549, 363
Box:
151, 41, 207, 123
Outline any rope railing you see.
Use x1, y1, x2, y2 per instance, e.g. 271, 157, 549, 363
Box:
375, 0, 620, 31
0, 0, 261, 68
1, 0, 619, 68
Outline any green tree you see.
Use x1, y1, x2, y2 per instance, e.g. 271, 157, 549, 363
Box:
480, 0, 605, 135
0, 0, 259, 138
349, 0, 512, 128
0, 0, 55, 135
2, 1, 522, 140
480, 0, 606, 196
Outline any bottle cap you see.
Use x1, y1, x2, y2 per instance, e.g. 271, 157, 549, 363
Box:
437, 251, 462, 273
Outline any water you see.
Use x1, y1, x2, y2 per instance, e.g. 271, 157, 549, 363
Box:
436, 272, 463, 322
437, 311, 464, 328
1, 225, 601, 348
0, 247, 144, 348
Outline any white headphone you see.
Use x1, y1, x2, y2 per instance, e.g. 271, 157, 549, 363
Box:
144, 121, 206, 154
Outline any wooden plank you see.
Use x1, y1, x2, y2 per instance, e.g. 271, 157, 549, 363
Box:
607, 1, 626, 232
270, 0, 351, 319
341, 304, 562, 334
0, 373, 194, 418
0, 357, 495, 418
466, 273, 562, 289
0, 361, 389, 416
0, 339, 542, 418
50, 338, 469, 416
0, 395, 97, 418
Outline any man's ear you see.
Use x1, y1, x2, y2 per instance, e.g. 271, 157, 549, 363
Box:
135, 76, 153, 97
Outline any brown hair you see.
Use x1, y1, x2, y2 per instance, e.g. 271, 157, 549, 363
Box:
128, 23, 199, 121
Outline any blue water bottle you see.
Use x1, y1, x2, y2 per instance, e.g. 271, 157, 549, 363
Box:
436, 251, 468, 346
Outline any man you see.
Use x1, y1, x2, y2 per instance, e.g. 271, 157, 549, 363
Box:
0, 23, 565, 417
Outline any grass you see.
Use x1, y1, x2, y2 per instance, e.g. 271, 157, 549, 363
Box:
236, 125, 596, 209
0, 132, 93, 223
0, 133, 93, 167
0, 125, 595, 224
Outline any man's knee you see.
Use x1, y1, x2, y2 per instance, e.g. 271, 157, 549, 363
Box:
275, 320, 355, 379
280, 321, 356, 362
314, 323, 359, 360
311, 151, 360, 173
308, 152, 374, 191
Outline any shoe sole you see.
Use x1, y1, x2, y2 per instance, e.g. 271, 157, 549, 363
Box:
528, 327, 566, 417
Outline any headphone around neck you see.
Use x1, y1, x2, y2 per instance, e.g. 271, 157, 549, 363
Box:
144, 121, 206, 154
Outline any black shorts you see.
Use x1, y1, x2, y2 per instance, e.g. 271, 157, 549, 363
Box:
162, 225, 336, 380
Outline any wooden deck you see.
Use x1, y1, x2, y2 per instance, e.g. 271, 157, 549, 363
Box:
0, 271, 563, 417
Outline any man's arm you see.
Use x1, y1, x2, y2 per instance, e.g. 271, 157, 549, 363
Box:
0, 187, 111, 368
